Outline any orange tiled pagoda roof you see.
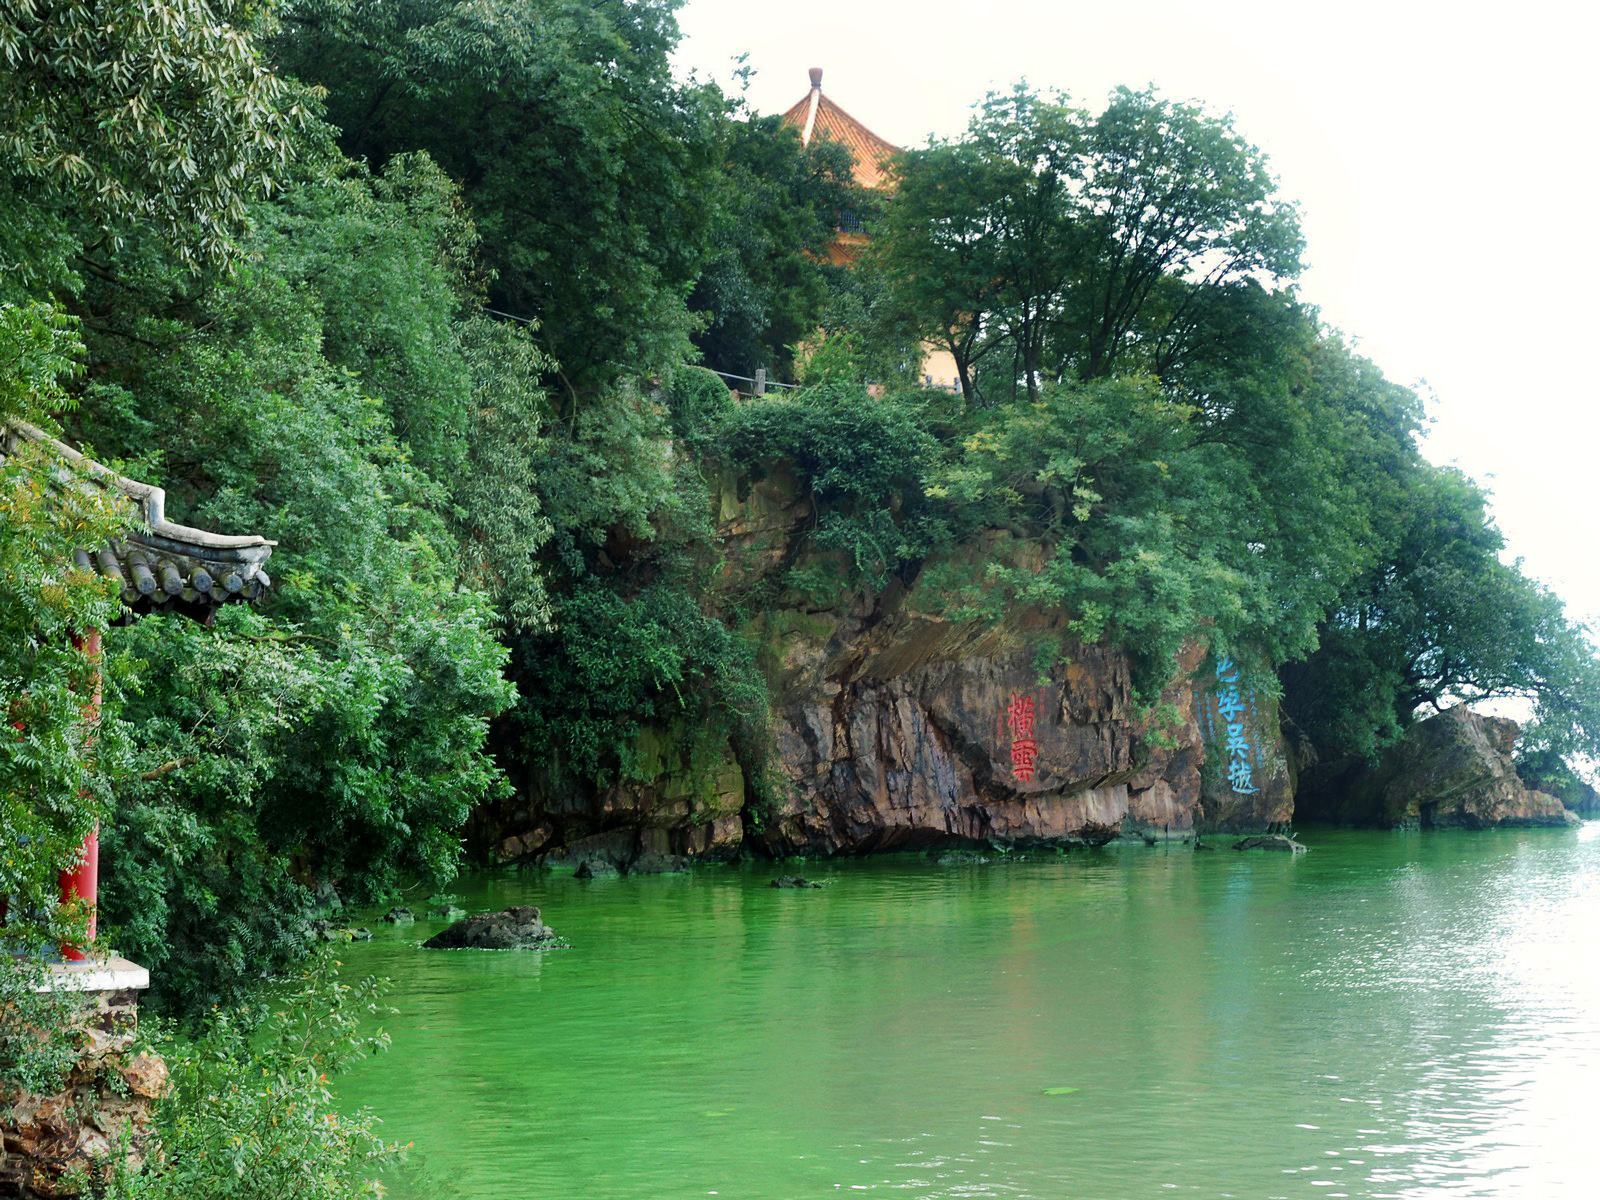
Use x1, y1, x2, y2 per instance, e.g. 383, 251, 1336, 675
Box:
780, 68, 900, 191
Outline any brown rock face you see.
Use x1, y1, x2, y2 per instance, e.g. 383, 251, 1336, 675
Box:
725, 488, 1288, 853
1, 987, 165, 1197
480, 476, 1294, 863
1325, 706, 1578, 829
749, 578, 1276, 854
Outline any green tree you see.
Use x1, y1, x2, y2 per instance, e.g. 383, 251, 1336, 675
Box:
873, 87, 1081, 403
714, 381, 942, 587
1, 305, 127, 949
874, 84, 1303, 401
276, 0, 726, 392
925, 375, 1240, 694
0, 0, 301, 272
102, 951, 401, 1199
1, 302, 130, 1091
689, 106, 860, 380
1282, 461, 1600, 767
65, 161, 527, 1008
506, 383, 766, 797
1063, 86, 1303, 380
243, 152, 554, 630
871, 139, 1013, 403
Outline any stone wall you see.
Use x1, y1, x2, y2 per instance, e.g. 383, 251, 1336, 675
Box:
1, 961, 165, 1198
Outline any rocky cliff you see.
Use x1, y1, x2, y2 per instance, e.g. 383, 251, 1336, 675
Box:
477, 464, 1292, 867
748, 588, 1210, 855
1298, 705, 1577, 829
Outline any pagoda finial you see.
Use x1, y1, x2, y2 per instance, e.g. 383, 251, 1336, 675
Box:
808, 67, 823, 90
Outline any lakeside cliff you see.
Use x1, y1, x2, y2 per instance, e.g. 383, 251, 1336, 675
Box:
475, 409, 1579, 869
477, 450, 1298, 868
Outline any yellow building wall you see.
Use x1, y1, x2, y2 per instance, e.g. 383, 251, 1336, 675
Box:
917, 343, 962, 393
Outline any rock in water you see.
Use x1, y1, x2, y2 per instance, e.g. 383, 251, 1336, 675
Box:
770, 876, 824, 889
382, 906, 415, 924
1233, 834, 1307, 853
423, 906, 559, 949
933, 849, 989, 865
1329, 706, 1579, 829
312, 919, 373, 942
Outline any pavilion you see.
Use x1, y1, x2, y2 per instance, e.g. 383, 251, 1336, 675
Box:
779, 68, 962, 391
2, 419, 274, 1194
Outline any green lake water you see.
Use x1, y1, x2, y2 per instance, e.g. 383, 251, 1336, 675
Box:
336, 826, 1600, 1199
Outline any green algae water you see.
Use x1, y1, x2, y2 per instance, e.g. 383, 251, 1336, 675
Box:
336, 827, 1600, 1198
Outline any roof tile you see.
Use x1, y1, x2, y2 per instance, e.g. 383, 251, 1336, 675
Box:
780, 77, 900, 191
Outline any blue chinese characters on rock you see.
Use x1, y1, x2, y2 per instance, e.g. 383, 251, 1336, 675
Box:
1202, 655, 1260, 796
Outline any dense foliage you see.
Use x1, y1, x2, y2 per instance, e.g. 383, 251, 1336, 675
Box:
58, 150, 522, 1008
1280, 461, 1600, 770
275, 0, 849, 392
0, 304, 128, 1091
872, 85, 1302, 401
506, 380, 768, 797
870, 78, 1600, 763
689, 105, 863, 378
103, 951, 400, 1199
0, 0, 302, 271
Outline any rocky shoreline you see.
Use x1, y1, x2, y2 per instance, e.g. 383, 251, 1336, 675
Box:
472, 476, 1581, 871
1297, 706, 1577, 830
487, 693, 1583, 874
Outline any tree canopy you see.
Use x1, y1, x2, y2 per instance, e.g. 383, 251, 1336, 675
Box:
277, 0, 738, 392
873, 84, 1303, 402
0, 0, 301, 271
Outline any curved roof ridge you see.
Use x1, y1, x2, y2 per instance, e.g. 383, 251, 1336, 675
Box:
3, 419, 274, 612
779, 72, 900, 191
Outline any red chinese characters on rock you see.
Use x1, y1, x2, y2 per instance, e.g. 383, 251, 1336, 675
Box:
1007, 693, 1038, 782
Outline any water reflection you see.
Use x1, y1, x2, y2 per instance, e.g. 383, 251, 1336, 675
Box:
336, 827, 1600, 1199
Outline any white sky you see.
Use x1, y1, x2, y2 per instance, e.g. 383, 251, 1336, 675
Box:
676, 0, 1600, 628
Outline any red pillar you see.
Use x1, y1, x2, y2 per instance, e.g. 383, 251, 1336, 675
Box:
60, 628, 103, 961
58, 828, 98, 961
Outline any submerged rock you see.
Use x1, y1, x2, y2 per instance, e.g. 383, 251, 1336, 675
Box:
428, 903, 467, 922
933, 850, 990, 865
629, 850, 689, 875
770, 876, 825, 889
534, 825, 704, 876
423, 905, 559, 950
1075, 822, 1122, 848
382, 906, 415, 924
1233, 834, 1307, 853
311, 919, 372, 942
